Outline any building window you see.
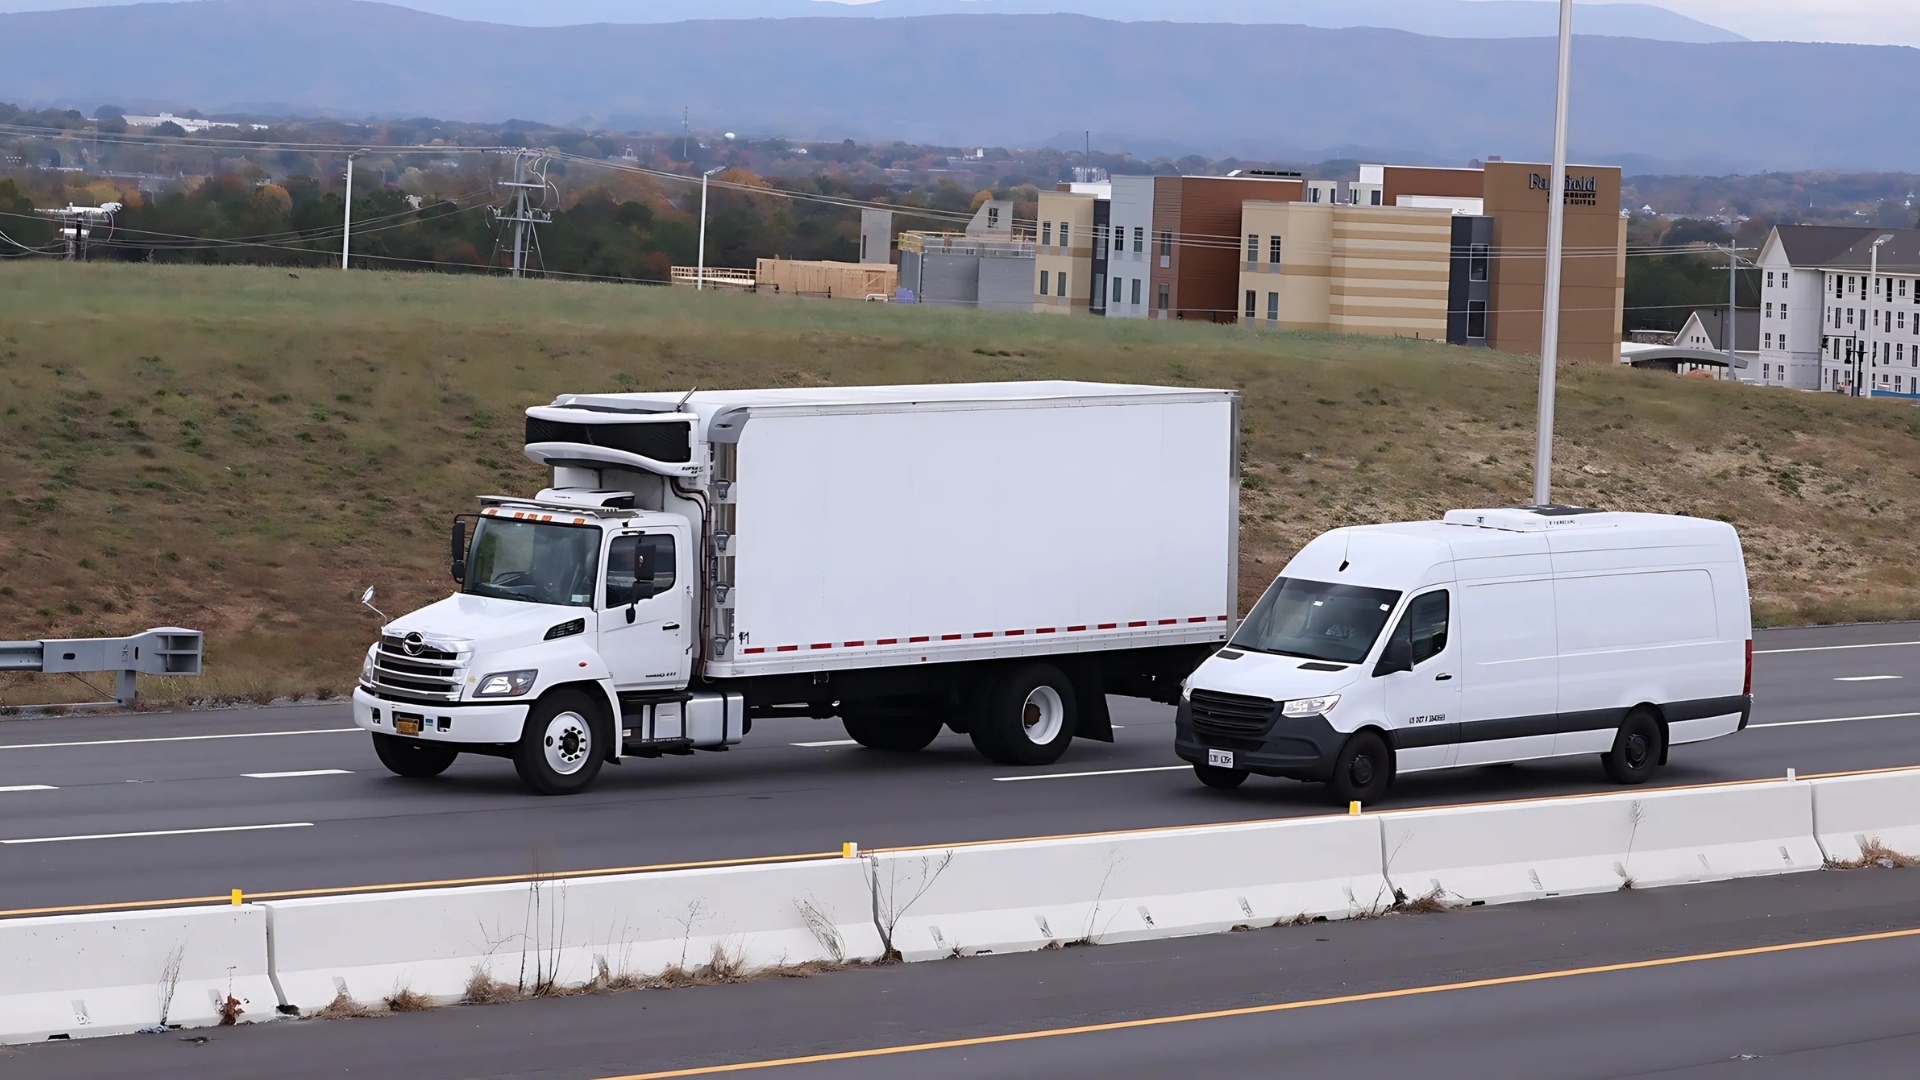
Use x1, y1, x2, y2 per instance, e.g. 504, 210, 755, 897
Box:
1039, 270, 1050, 296
1765, 302, 1773, 318
1849, 309, 1856, 326
1093, 272, 1105, 308
987, 206, 1000, 228
1245, 290, 1257, 319
1371, 189, 1382, 206
1059, 223, 1069, 250
1849, 276, 1857, 295
1156, 282, 1170, 312
1246, 234, 1258, 264
1781, 304, 1787, 321
1112, 275, 1123, 303
1269, 235, 1282, 264
1158, 230, 1172, 257
1093, 224, 1105, 250
1041, 222, 1052, 246
1763, 363, 1771, 378
1782, 272, 1790, 287
1467, 300, 1488, 340
1131, 277, 1141, 305
1112, 226, 1123, 253
1057, 271, 1067, 298
1902, 279, 1910, 298
1764, 333, 1772, 349
1469, 244, 1489, 282
1835, 277, 1843, 299
1767, 271, 1775, 288
1267, 291, 1279, 321
1132, 226, 1143, 253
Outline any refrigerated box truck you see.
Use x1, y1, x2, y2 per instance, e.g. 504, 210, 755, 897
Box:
353, 381, 1240, 793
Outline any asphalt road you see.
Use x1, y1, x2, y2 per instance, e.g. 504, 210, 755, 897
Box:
2, 621, 1919, 913
12, 861, 1920, 1078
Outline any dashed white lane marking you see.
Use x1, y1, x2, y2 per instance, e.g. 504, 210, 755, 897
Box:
0, 785, 56, 793
791, 740, 860, 748
1753, 712, 1920, 729
0, 729, 359, 751
2, 822, 314, 845
1833, 675, 1903, 682
1757, 640, 1920, 654
994, 765, 1188, 782
242, 769, 353, 779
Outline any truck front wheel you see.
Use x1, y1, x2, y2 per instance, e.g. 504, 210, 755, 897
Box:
969, 665, 1077, 766
371, 733, 458, 778
842, 711, 944, 752
512, 690, 606, 796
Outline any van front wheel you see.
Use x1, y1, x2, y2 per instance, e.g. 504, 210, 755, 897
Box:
1602, 710, 1663, 785
1327, 731, 1392, 805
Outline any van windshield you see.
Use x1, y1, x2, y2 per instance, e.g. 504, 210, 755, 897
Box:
1230, 577, 1403, 665
462, 518, 602, 608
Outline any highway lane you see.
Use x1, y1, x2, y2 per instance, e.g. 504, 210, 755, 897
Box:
13, 859, 1920, 1078
2, 622, 1919, 913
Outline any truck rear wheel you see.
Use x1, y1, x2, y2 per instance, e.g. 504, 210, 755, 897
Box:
371, 733, 458, 778
841, 711, 944, 752
969, 664, 1077, 766
512, 690, 605, 796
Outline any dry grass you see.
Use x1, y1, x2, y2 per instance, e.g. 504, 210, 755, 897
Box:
313, 992, 381, 1020
6, 262, 1920, 701
461, 971, 521, 1006
383, 987, 434, 1013
1826, 837, 1920, 870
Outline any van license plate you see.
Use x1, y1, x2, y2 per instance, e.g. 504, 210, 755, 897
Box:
1207, 749, 1235, 768
394, 716, 422, 736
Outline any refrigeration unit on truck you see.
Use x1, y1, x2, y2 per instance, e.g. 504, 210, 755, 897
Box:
1176, 507, 1752, 804
353, 381, 1240, 794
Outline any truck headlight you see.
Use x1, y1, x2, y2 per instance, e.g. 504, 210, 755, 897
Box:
361, 647, 376, 686
1282, 694, 1339, 718
474, 670, 538, 698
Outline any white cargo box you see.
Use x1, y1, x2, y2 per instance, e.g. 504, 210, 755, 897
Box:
544, 382, 1240, 678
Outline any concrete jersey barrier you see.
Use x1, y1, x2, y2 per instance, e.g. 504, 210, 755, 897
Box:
1379, 779, 1822, 905
1810, 769, 1920, 865
0, 905, 275, 1044
263, 857, 880, 1011
870, 814, 1388, 962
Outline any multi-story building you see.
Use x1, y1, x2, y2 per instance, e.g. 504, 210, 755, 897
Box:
1235, 201, 1471, 342
1033, 185, 1108, 315
1105, 175, 1155, 318
896, 199, 1035, 312
1750, 225, 1860, 391
1754, 226, 1920, 396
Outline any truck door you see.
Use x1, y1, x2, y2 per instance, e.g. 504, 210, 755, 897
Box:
599, 526, 693, 692
1380, 589, 1460, 772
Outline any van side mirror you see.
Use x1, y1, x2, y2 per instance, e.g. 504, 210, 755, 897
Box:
1373, 634, 1413, 678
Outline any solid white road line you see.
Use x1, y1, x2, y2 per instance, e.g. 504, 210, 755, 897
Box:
1, 822, 314, 845
242, 769, 352, 779
1757, 640, 1920, 655
994, 765, 1189, 782
791, 740, 860, 748
1833, 675, 1902, 682
0, 785, 57, 793
1752, 712, 1920, 729
0, 729, 359, 751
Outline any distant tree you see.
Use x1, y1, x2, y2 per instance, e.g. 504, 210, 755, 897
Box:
93, 104, 125, 120
1659, 217, 1733, 247
153, 120, 187, 137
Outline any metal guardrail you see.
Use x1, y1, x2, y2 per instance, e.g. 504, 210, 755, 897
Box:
0, 627, 203, 707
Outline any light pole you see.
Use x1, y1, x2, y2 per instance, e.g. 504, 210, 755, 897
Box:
340, 149, 366, 271
1530, 0, 1574, 507
1865, 233, 1894, 398
696, 166, 724, 290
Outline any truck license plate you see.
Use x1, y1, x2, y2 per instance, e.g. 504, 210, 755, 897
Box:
1208, 749, 1235, 768
394, 715, 422, 736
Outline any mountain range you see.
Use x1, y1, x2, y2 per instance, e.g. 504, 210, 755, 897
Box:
1, 0, 1912, 172
0, 0, 1748, 43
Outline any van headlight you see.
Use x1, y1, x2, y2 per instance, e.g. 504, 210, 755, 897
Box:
474, 669, 539, 697
360, 647, 376, 686
1282, 694, 1339, 718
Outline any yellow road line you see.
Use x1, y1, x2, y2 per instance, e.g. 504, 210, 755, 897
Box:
599, 924, 1920, 1078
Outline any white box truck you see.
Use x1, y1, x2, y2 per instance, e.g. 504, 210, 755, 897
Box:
353, 381, 1239, 794
1176, 507, 1752, 803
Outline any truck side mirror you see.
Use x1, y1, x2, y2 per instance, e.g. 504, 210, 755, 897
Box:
450, 520, 468, 584
1373, 633, 1413, 678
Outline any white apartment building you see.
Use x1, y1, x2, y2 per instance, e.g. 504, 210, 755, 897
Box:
1756, 225, 1920, 396
1104, 175, 1155, 319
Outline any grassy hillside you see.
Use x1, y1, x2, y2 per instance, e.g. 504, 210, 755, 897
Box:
2, 263, 1917, 705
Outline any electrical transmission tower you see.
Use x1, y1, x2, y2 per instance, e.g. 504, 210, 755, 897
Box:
491, 150, 553, 278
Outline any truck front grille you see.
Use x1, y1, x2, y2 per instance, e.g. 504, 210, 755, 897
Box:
369, 638, 465, 702
1188, 689, 1278, 740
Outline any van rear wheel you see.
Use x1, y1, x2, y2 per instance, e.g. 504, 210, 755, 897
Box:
842, 710, 944, 752
1326, 730, 1393, 806
1603, 710, 1663, 785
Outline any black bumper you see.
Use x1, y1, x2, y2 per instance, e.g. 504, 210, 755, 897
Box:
1173, 698, 1345, 781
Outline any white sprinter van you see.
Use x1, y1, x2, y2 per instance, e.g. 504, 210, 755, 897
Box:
1175, 507, 1752, 802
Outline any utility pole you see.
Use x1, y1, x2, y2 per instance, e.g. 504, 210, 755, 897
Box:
1726, 243, 1738, 375
696, 165, 724, 290
492, 149, 553, 279
682, 107, 690, 162
1866, 233, 1894, 398
341, 149, 365, 270
1530, 0, 1574, 508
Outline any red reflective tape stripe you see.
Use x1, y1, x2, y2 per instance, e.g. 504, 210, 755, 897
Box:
743, 647, 765, 654
810, 643, 832, 650
910, 636, 931, 643
1187, 617, 1208, 624
941, 634, 962, 641
877, 639, 898, 646
972, 632, 994, 639
1004, 629, 1025, 637
1217, 615, 1230, 621
1099, 623, 1118, 630
1158, 619, 1178, 626
1128, 621, 1148, 628
776, 645, 799, 653
1036, 627, 1056, 634
844, 641, 865, 648
1067, 625, 1087, 632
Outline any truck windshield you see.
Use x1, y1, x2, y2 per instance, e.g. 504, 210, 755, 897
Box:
1230, 577, 1403, 665
462, 518, 602, 608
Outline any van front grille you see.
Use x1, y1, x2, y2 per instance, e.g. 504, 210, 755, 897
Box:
1188, 689, 1278, 740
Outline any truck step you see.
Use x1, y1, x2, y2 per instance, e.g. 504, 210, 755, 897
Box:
622, 737, 694, 758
